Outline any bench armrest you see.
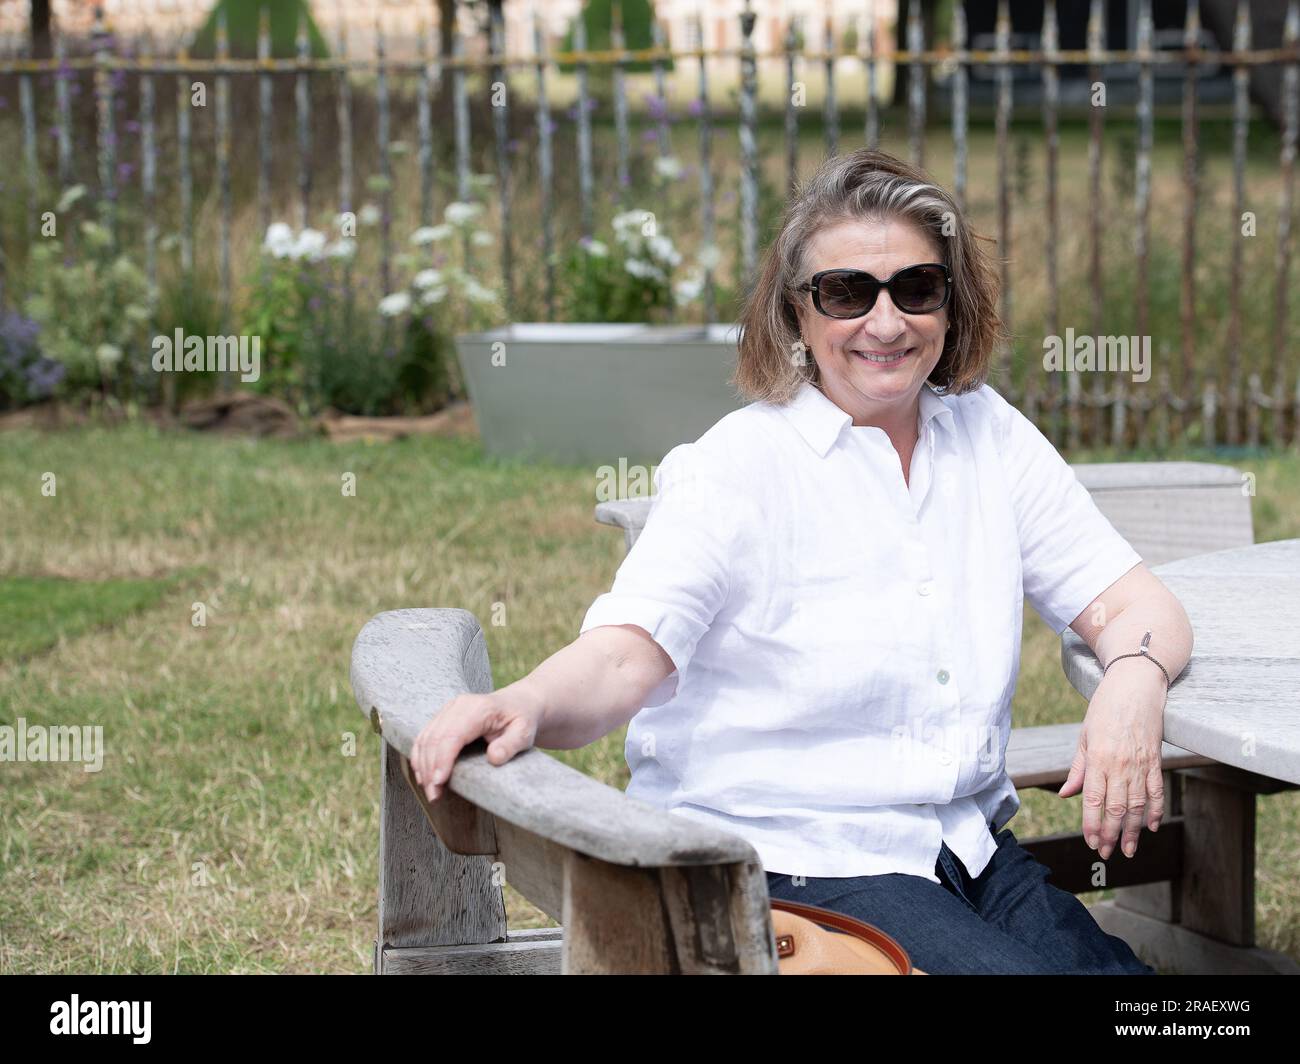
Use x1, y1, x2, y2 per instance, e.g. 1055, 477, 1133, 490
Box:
351, 608, 757, 868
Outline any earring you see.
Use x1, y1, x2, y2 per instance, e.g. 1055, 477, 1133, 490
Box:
791, 336, 809, 368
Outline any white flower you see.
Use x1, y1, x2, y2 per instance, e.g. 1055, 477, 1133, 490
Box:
419, 285, 448, 305
583, 239, 608, 258
654, 156, 684, 180
358, 203, 382, 226
56, 184, 87, 213
413, 268, 444, 290
444, 201, 483, 226
292, 228, 327, 262
325, 238, 356, 260
697, 243, 723, 271
471, 230, 493, 247
674, 268, 705, 304
378, 291, 411, 317
461, 278, 498, 305
612, 209, 647, 234
624, 258, 661, 280
95, 343, 123, 367
647, 234, 681, 266
410, 226, 444, 246
263, 222, 295, 259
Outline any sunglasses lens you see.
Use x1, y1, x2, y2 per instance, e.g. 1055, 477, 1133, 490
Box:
818, 271, 879, 317
892, 266, 948, 312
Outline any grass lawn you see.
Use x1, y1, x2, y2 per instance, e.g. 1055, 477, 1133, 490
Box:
1, 421, 1298, 972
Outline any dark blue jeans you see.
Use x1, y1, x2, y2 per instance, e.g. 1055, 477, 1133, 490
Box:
766, 822, 1155, 974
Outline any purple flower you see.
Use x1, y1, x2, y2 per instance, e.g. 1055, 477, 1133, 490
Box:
0, 310, 63, 404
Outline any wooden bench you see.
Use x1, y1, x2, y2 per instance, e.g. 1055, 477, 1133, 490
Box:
351, 460, 1273, 973
352, 608, 774, 973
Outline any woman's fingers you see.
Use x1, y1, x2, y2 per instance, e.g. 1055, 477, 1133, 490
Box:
1145, 761, 1166, 833
1119, 779, 1146, 858
1080, 758, 1107, 853
1069, 728, 1163, 859
1097, 773, 1129, 861
486, 716, 535, 765
411, 695, 495, 802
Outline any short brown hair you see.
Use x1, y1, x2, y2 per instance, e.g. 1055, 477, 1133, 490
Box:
734, 149, 1005, 404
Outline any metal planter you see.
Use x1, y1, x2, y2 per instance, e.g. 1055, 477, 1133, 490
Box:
454, 323, 746, 465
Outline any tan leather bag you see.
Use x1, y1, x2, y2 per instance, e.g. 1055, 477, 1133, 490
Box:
771, 898, 927, 975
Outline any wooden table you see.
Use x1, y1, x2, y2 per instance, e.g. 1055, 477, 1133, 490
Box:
1061, 538, 1300, 974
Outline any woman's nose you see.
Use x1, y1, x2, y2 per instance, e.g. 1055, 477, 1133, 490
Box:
860, 287, 907, 344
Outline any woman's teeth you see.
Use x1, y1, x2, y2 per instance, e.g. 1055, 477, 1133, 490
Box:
853, 348, 910, 364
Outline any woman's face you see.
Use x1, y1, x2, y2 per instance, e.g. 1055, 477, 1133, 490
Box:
794, 217, 948, 429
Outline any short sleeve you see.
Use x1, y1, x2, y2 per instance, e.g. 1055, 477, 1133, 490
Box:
579, 442, 742, 706
996, 394, 1143, 636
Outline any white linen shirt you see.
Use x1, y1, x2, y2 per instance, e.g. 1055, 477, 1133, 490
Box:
579, 379, 1143, 882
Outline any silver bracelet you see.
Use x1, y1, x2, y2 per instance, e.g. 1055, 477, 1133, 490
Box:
1102, 630, 1171, 687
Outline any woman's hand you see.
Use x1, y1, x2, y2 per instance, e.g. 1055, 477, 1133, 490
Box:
1057, 657, 1168, 861
408, 624, 674, 805
410, 682, 545, 803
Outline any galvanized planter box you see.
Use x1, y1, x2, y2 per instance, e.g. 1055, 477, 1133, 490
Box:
454, 323, 747, 465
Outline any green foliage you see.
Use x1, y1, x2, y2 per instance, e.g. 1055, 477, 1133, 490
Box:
242, 252, 317, 401
307, 299, 451, 417
189, 0, 329, 59
559, 0, 670, 75
22, 218, 153, 402
245, 219, 463, 416
153, 273, 226, 403
556, 209, 706, 322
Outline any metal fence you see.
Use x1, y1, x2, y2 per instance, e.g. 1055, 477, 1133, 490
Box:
1, 0, 1298, 450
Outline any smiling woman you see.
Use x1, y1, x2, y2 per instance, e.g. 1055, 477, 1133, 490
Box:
409, 148, 1194, 975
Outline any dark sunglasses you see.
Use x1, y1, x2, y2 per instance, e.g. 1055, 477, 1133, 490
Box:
796, 263, 952, 318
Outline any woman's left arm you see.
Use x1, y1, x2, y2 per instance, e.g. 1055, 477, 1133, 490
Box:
1060, 562, 1194, 861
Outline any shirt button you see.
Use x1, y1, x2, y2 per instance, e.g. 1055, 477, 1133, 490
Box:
918, 581, 933, 596
936, 669, 950, 685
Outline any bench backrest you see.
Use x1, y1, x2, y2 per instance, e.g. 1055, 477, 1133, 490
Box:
598, 461, 1254, 565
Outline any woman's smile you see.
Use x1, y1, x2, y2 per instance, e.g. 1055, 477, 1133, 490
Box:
851, 346, 914, 365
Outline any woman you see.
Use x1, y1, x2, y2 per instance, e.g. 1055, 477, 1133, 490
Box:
411, 149, 1194, 975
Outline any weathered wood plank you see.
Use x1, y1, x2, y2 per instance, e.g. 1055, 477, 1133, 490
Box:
377, 740, 505, 965
382, 929, 561, 975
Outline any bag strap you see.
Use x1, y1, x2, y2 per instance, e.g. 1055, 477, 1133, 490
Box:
770, 897, 914, 974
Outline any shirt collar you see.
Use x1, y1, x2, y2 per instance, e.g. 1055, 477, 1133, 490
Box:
780, 379, 956, 458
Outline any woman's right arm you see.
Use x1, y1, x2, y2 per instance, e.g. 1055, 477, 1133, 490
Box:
409, 623, 674, 803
